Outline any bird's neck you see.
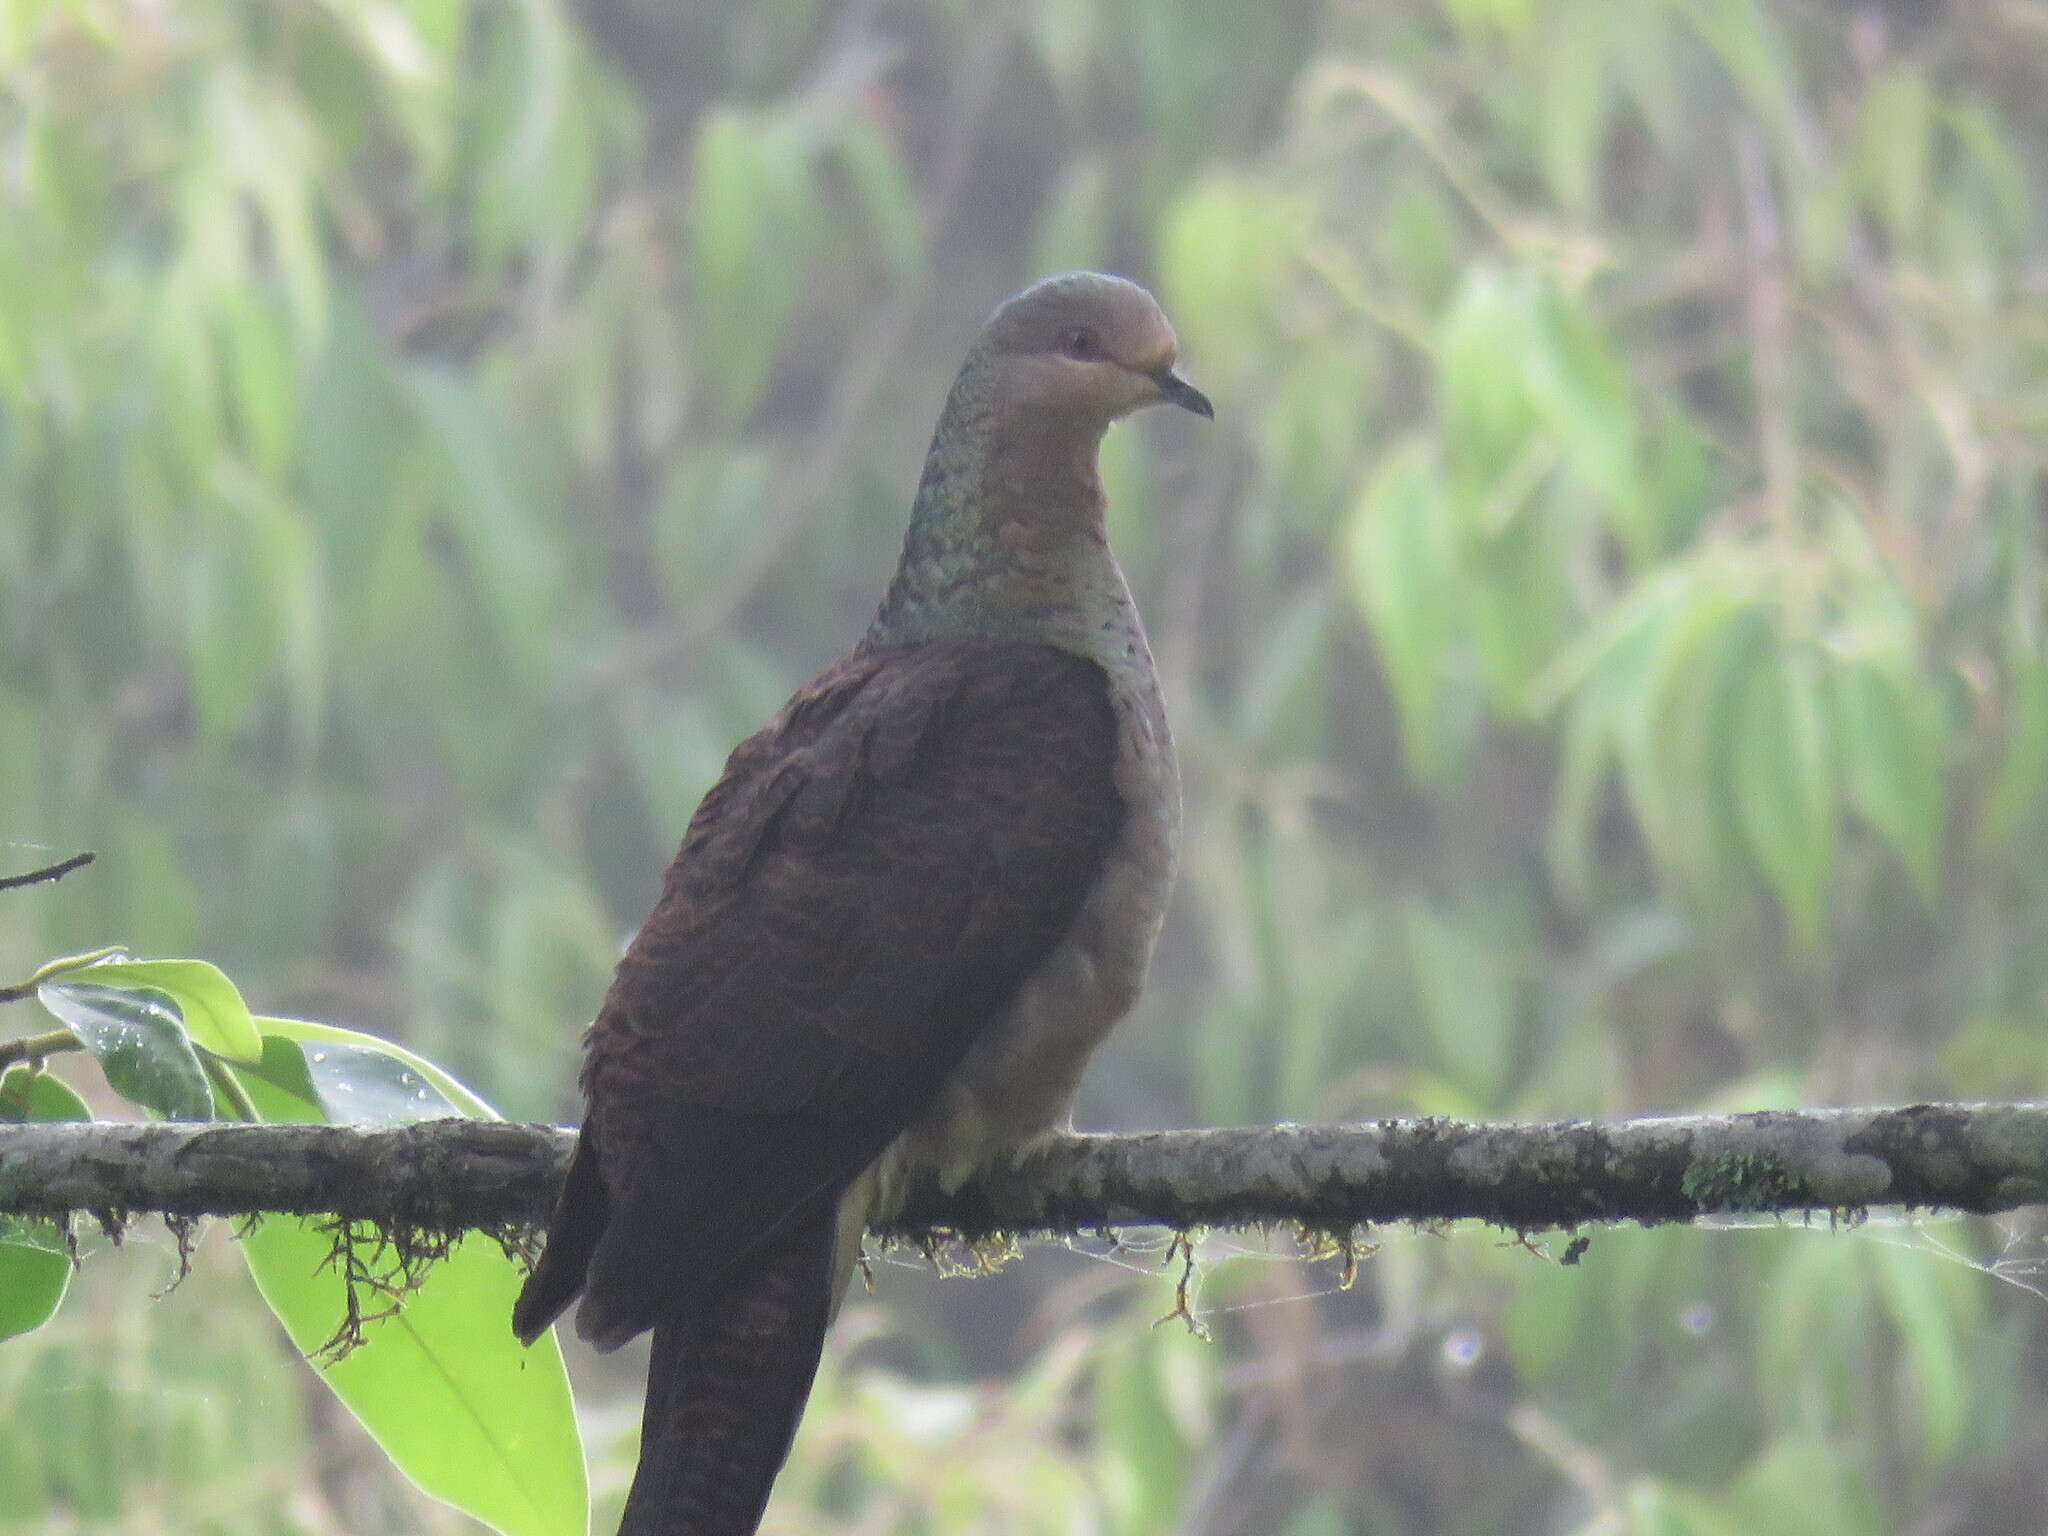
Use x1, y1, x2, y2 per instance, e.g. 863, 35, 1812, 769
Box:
869, 359, 1144, 666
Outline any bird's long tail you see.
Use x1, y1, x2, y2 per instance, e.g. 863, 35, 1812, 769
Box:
617, 1206, 840, 1536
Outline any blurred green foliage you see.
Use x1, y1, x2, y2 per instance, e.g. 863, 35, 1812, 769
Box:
2, 0, 2045, 1531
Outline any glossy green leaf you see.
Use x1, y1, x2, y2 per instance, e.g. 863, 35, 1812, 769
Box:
301, 1038, 462, 1124
228, 1031, 327, 1116
34, 983, 212, 1121
231, 1030, 586, 1536
0, 1067, 92, 1125
253, 1016, 498, 1121
241, 1221, 587, 1536
0, 1238, 69, 1346
51, 958, 265, 1064
0, 1067, 90, 1344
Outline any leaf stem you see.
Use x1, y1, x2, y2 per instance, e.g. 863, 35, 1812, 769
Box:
203, 1055, 260, 1123
0, 1030, 83, 1070
0, 947, 128, 1005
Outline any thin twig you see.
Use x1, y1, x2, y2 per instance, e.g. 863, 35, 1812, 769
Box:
0, 852, 94, 894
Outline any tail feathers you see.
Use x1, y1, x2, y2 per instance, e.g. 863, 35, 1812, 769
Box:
618, 1207, 838, 1536
513, 1126, 610, 1345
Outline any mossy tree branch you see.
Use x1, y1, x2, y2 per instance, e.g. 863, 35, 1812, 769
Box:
1, 1104, 2044, 1241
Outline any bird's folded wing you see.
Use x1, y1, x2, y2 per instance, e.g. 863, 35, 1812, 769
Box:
532, 637, 1127, 1350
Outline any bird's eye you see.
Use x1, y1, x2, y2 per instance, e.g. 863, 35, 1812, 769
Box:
1063, 327, 1101, 361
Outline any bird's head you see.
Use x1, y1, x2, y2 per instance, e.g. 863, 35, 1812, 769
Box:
979, 272, 1214, 427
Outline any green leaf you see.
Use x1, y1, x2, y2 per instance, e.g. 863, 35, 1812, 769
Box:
1399, 898, 1518, 1106
1231, 584, 1330, 748
1442, 0, 1533, 37
1158, 174, 1305, 382
55, 958, 265, 1064
1976, 650, 2048, 862
0, 1067, 91, 1344
231, 1029, 587, 1536
1032, 155, 1113, 277
241, 1222, 587, 1536
1854, 68, 1934, 246
1870, 1242, 1974, 1471
0, 1067, 92, 1125
300, 1039, 462, 1125
217, 287, 300, 478
1345, 442, 1465, 786
0, 1238, 69, 1345
1535, 3, 1612, 216
1729, 1435, 1883, 1536
1828, 659, 1943, 902
1281, 1500, 1351, 1536
1095, 1334, 1190, 1534
1680, 0, 1800, 155
253, 1016, 499, 1121
228, 1032, 327, 1117
835, 118, 925, 285
687, 107, 814, 424
403, 366, 565, 680
1731, 637, 1837, 951
34, 983, 213, 1121
1539, 564, 1704, 900
1437, 270, 1540, 510
1525, 286, 1649, 561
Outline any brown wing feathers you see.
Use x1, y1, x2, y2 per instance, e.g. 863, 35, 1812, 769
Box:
513, 637, 1127, 1512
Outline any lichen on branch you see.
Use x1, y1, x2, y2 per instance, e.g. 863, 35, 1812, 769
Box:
1, 1104, 2045, 1245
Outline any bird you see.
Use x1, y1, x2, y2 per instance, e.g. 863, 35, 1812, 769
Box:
512, 271, 1212, 1535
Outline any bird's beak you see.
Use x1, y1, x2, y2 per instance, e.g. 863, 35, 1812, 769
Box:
1149, 366, 1215, 420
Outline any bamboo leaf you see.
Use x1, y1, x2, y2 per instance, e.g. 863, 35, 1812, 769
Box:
1345, 442, 1465, 786
1829, 658, 1943, 902
687, 108, 814, 424
1731, 637, 1837, 950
